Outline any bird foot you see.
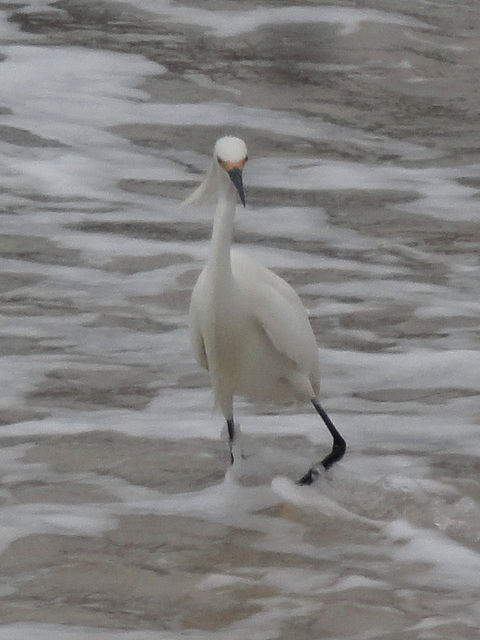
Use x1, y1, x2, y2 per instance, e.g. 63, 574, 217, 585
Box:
297, 467, 321, 486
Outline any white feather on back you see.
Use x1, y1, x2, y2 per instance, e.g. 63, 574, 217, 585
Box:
230, 250, 320, 386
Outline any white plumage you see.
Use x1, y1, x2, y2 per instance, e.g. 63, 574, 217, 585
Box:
187, 136, 346, 484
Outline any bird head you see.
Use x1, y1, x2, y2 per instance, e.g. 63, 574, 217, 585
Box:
214, 136, 247, 207
184, 136, 248, 207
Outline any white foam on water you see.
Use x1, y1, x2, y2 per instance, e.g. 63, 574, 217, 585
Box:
0, 446, 117, 556
385, 519, 480, 588
328, 349, 480, 397
248, 157, 480, 221
0, 44, 166, 202
271, 476, 383, 526
0, 1, 479, 634
0, 46, 163, 129
122, 2, 429, 37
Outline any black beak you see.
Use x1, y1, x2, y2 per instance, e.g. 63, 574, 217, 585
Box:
227, 167, 246, 207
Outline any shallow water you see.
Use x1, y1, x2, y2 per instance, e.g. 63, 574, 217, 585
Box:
0, 0, 479, 637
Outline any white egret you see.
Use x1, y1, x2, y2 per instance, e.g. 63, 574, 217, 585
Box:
186, 136, 346, 484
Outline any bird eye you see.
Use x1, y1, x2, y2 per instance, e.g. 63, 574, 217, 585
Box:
245, 156, 248, 162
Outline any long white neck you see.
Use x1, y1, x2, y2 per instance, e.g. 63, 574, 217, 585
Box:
207, 178, 237, 279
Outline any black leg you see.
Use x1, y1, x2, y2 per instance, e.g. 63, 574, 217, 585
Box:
297, 400, 346, 485
227, 417, 235, 464
312, 400, 347, 470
